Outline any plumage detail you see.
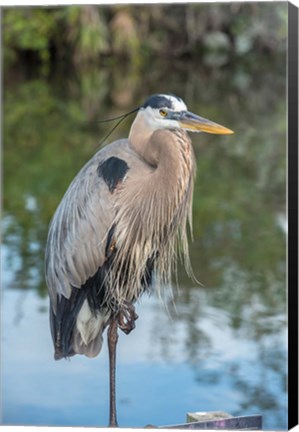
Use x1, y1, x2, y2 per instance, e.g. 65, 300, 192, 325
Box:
45, 96, 199, 360
103, 128, 196, 311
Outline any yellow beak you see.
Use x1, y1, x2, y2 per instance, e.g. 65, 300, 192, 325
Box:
178, 111, 234, 135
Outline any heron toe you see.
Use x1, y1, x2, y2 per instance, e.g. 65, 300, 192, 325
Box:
117, 302, 138, 334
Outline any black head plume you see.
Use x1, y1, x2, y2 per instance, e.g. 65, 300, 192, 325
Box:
87, 106, 140, 148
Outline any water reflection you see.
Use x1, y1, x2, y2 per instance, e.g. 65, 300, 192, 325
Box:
2, 52, 286, 428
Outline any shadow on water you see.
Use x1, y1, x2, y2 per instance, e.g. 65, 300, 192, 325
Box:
2, 41, 286, 428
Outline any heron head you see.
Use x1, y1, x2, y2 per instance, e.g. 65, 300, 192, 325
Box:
138, 93, 234, 135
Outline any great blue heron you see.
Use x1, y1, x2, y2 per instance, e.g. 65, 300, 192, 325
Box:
45, 93, 233, 427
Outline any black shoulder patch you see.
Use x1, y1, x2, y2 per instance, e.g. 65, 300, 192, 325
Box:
97, 157, 129, 193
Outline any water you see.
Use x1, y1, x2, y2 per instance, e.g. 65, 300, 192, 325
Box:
2, 52, 287, 428
1, 282, 287, 428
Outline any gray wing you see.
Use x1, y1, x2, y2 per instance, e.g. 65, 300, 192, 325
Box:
45, 139, 134, 313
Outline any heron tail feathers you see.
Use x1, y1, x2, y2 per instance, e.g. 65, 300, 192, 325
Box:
72, 300, 110, 358
51, 297, 110, 360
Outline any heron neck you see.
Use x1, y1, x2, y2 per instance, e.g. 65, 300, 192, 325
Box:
148, 129, 184, 178
129, 126, 188, 175
128, 115, 154, 164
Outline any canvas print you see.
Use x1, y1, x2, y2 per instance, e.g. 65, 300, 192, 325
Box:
1, 2, 292, 430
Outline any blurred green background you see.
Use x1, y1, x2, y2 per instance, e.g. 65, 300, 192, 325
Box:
2, 3, 287, 429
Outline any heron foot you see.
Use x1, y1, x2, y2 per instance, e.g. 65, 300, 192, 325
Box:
117, 301, 138, 335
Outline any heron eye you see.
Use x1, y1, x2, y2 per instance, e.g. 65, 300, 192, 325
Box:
159, 109, 167, 117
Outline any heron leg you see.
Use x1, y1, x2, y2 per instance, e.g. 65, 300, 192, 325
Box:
117, 301, 138, 335
107, 302, 138, 426
107, 315, 119, 427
